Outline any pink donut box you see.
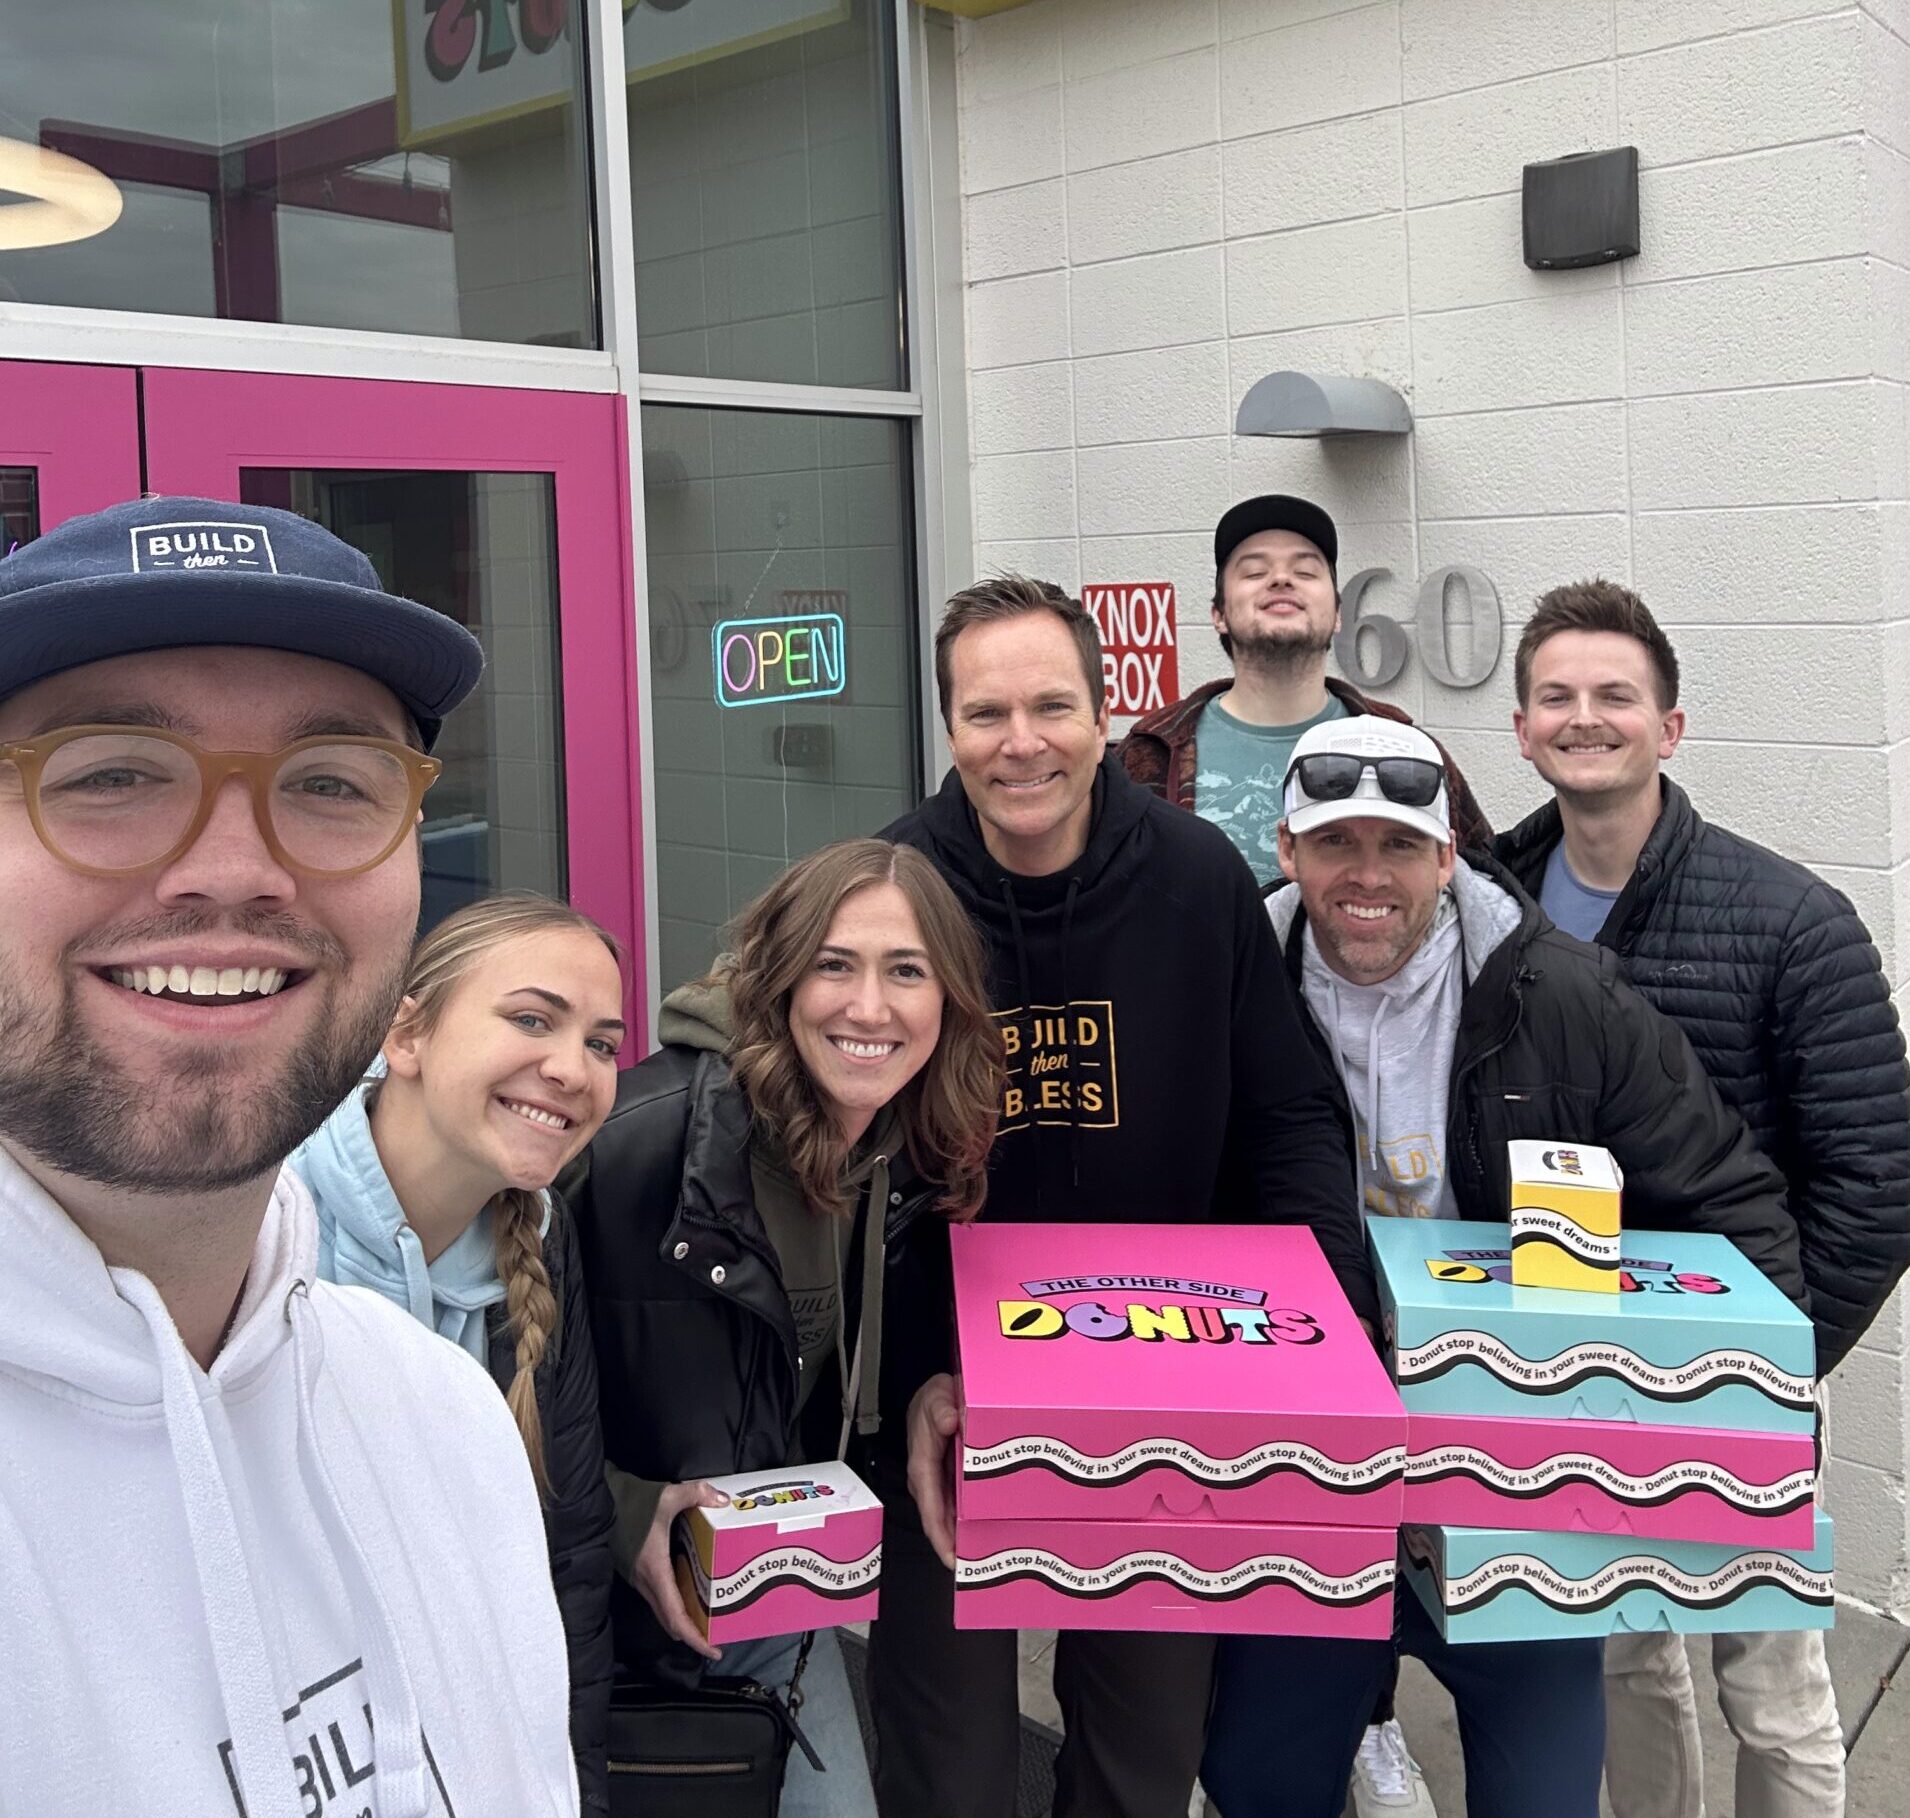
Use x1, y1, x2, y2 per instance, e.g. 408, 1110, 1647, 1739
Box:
1401, 1410, 1818, 1548
949, 1222, 1406, 1636
951, 1222, 1407, 1528
673, 1462, 883, 1645
952, 1490, 1397, 1637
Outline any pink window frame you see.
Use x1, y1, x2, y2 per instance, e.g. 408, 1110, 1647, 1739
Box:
140, 368, 647, 1048
0, 361, 142, 527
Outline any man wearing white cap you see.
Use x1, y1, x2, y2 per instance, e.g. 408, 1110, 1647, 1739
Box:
1199, 717, 1809, 1818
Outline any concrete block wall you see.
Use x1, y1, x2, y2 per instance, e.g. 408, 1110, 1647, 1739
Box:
953, 0, 1910, 1613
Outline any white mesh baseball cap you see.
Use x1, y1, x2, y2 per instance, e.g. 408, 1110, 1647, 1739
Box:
1281, 718, 1453, 846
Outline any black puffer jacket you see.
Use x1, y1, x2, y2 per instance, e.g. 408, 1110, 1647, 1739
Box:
1270, 857, 1807, 1311
480, 1201, 614, 1816
1498, 784, 1910, 1373
564, 1044, 953, 1673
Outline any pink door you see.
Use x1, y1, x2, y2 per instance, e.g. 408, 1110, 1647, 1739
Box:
0, 361, 645, 1047
0, 361, 142, 543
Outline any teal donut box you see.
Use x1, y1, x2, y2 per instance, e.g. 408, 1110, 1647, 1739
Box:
1401, 1511, 1834, 1643
1368, 1219, 1816, 1434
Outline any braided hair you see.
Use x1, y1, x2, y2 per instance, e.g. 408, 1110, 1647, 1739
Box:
490, 1186, 559, 1497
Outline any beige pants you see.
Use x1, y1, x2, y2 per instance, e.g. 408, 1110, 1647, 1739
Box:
1604, 1386, 1842, 1818
1603, 1627, 1844, 1818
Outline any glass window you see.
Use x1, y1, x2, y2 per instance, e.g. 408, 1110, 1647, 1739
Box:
0, 2, 595, 348
627, 0, 905, 390
240, 468, 567, 931
643, 404, 917, 992
1, 471, 40, 554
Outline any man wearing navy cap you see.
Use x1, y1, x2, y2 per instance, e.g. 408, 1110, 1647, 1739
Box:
1122, 494, 1491, 890
0, 499, 581, 1816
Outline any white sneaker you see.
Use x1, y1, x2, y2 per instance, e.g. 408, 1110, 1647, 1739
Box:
1351, 1719, 1438, 1816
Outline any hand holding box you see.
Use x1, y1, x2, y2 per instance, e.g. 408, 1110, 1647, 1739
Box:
672, 1461, 882, 1646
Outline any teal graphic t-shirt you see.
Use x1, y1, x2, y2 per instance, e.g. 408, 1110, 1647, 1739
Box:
1193, 692, 1347, 887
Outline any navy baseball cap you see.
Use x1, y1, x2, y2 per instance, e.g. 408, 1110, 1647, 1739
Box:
0, 496, 484, 750
1214, 494, 1339, 574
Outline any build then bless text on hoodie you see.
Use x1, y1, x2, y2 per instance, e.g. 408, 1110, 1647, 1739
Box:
0, 1142, 580, 1818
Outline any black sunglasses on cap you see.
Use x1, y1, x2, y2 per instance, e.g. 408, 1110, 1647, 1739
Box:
1285, 752, 1445, 809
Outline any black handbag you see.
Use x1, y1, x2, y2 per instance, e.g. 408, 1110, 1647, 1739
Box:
605, 1641, 822, 1817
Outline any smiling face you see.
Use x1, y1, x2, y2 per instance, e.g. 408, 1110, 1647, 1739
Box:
382, 927, 624, 1194
945, 611, 1109, 877
786, 881, 946, 1145
1515, 630, 1685, 808
0, 646, 422, 1192
1215, 529, 1339, 668
1280, 816, 1456, 986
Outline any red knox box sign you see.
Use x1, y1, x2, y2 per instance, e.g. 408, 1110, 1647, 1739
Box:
1084, 583, 1178, 717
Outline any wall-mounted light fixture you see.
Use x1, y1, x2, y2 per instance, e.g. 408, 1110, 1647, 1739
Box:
0, 139, 123, 251
1523, 147, 1640, 270
1235, 372, 1412, 439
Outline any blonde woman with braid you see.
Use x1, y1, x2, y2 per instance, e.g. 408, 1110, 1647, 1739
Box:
565, 838, 1002, 1818
292, 894, 623, 1815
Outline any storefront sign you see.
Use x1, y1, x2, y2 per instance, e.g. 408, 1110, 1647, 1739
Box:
1083, 583, 1178, 717
714, 611, 846, 709
398, 0, 850, 148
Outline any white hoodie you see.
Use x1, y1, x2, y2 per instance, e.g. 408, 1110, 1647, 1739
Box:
0, 1142, 579, 1818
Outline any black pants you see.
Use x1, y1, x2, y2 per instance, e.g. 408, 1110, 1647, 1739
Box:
867, 1465, 1216, 1818
1203, 1585, 1605, 1818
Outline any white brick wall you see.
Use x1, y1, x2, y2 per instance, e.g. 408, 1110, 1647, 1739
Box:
953, 0, 1910, 1614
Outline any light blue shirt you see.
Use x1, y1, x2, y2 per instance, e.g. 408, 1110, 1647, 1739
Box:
1540, 842, 1623, 944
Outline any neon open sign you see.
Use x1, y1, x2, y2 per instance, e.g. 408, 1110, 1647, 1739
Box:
713, 612, 847, 709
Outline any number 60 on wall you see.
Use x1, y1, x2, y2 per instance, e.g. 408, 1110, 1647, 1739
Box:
1333, 564, 1505, 692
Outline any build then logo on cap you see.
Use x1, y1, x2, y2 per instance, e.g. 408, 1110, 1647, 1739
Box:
129, 522, 279, 575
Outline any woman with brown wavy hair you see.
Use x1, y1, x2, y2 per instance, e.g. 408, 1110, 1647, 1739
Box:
292, 894, 623, 1814
566, 837, 1002, 1817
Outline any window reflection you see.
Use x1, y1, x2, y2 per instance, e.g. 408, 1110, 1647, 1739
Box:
642, 404, 918, 991
0, 1, 595, 348
627, 0, 906, 389
242, 468, 567, 932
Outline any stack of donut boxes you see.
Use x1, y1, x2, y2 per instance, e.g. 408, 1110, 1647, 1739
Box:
946, 1222, 1413, 1640
1375, 1142, 1833, 1643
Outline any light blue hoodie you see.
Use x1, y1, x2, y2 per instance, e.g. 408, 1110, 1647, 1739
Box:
291, 1078, 549, 1366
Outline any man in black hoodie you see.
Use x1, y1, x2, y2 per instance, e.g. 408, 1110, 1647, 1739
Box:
868, 575, 1368, 1818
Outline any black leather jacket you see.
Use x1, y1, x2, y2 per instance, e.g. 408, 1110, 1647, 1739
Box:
564, 1044, 953, 1672
480, 1200, 614, 1815
1498, 785, 1910, 1372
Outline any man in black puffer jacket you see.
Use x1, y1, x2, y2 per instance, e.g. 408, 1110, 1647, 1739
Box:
1496, 579, 1910, 1818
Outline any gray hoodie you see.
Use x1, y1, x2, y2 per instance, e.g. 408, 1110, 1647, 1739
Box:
1269, 860, 1524, 1224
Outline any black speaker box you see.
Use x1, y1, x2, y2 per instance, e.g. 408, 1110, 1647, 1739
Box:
1522, 147, 1640, 270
